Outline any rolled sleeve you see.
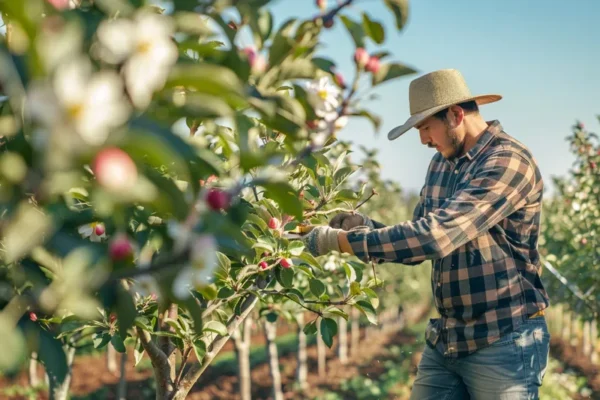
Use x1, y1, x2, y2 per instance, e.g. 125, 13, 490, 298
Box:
347, 151, 536, 263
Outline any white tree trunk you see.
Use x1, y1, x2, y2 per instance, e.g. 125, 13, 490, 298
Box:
117, 351, 127, 400
233, 316, 252, 400
337, 315, 348, 364
28, 353, 40, 387
350, 308, 360, 358
295, 313, 308, 391
49, 346, 76, 400
591, 321, 599, 364
317, 321, 326, 378
583, 320, 592, 356
107, 343, 118, 373
263, 320, 283, 400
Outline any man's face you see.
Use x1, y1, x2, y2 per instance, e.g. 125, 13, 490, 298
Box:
417, 116, 464, 160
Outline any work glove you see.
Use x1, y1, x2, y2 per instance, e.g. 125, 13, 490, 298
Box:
328, 212, 375, 230
301, 226, 343, 257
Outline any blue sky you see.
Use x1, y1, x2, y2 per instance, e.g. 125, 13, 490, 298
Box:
263, 0, 600, 196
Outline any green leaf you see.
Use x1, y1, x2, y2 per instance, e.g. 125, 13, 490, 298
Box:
93, 333, 111, 349
361, 12, 385, 44
320, 317, 338, 348
246, 213, 268, 232
3, 203, 54, 263
110, 335, 126, 353
335, 189, 359, 201
134, 338, 144, 367
343, 262, 357, 282
309, 279, 326, 298
218, 287, 236, 299
266, 312, 278, 323
340, 15, 365, 49
34, 328, 68, 387
353, 109, 382, 132
361, 287, 379, 309
268, 18, 297, 66
372, 62, 417, 86
193, 339, 206, 362
197, 284, 218, 301
303, 319, 318, 335
116, 285, 137, 340
327, 307, 349, 321
259, 181, 303, 221
312, 57, 336, 73
355, 300, 378, 325
283, 288, 304, 304
298, 252, 322, 270
288, 241, 305, 256
384, 0, 409, 30
350, 281, 362, 296
166, 64, 244, 98
276, 267, 294, 288
278, 58, 318, 81
203, 320, 228, 336
334, 167, 355, 185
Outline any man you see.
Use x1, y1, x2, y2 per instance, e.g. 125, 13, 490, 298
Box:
302, 69, 551, 399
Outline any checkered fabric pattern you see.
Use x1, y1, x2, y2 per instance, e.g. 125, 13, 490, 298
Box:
347, 120, 550, 358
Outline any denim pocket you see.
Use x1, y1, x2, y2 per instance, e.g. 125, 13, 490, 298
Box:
532, 327, 550, 385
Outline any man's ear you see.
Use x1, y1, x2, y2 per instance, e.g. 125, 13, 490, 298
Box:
448, 105, 464, 127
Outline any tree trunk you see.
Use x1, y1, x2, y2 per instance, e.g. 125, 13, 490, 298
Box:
591, 320, 599, 364
29, 353, 40, 387
233, 316, 252, 400
116, 351, 128, 400
107, 343, 118, 373
317, 320, 326, 378
49, 345, 76, 400
337, 315, 348, 364
295, 313, 308, 391
263, 320, 283, 400
350, 308, 360, 358
583, 320, 592, 356
562, 309, 571, 341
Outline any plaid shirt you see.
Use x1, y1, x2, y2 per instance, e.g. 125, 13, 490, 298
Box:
347, 120, 550, 359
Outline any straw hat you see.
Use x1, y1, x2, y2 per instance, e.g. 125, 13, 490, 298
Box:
387, 69, 502, 141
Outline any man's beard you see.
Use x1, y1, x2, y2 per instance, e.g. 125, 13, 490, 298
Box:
445, 124, 465, 161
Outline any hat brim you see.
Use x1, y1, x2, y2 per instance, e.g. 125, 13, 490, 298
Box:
387, 94, 502, 141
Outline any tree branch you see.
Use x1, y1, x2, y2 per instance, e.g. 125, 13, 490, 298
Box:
355, 188, 378, 210
136, 326, 174, 397
177, 294, 259, 397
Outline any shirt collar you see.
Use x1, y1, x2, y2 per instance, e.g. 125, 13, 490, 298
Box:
461, 120, 501, 162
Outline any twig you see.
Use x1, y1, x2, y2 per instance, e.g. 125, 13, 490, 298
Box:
303, 207, 352, 219
172, 346, 192, 394
355, 188, 378, 211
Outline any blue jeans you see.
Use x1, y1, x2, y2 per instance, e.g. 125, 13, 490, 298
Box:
410, 316, 550, 400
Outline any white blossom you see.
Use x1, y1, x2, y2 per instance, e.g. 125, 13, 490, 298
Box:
131, 275, 161, 299
305, 76, 341, 118
77, 222, 107, 242
172, 234, 219, 299
96, 11, 178, 109
28, 57, 130, 145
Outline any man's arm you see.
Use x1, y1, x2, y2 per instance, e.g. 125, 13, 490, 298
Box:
341, 150, 538, 264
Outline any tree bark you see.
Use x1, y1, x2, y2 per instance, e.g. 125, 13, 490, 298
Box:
350, 308, 360, 358
233, 316, 252, 400
583, 320, 592, 356
295, 313, 308, 391
107, 343, 118, 374
337, 315, 348, 364
263, 320, 284, 400
49, 345, 76, 400
317, 321, 326, 378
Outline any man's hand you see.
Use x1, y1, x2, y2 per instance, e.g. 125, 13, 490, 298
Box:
329, 212, 374, 230
301, 226, 343, 257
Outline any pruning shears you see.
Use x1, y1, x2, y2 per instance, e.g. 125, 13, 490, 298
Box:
283, 224, 316, 239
